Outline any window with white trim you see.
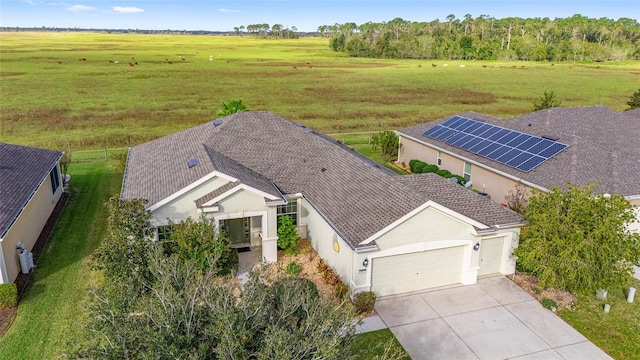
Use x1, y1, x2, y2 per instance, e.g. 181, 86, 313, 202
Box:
464, 161, 472, 182
49, 166, 60, 194
437, 151, 442, 166
277, 199, 298, 226
157, 225, 173, 241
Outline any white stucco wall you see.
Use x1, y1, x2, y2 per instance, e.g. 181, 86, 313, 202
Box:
151, 176, 229, 226
300, 198, 354, 287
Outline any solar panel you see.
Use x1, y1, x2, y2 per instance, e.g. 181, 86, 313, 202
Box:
421, 116, 568, 172
470, 124, 494, 136
516, 155, 546, 172
539, 142, 567, 158
486, 145, 512, 160
422, 125, 444, 138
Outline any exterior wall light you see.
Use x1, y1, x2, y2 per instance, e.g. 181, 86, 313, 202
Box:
362, 258, 369, 267
473, 242, 480, 251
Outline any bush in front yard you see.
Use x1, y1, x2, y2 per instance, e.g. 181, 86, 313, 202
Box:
285, 261, 302, 276
353, 291, 376, 315
0, 284, 18, 308
277, 216, 301, 255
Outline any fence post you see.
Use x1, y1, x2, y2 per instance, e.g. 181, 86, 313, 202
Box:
104, 148, 108, 160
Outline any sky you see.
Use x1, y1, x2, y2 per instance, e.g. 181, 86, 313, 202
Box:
2, 0, 639, 32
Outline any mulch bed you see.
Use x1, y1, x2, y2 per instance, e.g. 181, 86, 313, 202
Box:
0, 192, 69, 338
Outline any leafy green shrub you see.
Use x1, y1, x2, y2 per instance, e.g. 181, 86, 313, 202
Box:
353, 291, 377, 314
285, 261, 302, 276
541, 298, 558, 310
0, 284, 18, 308
422, 164, 439, 173
334, 282, 349, 301
435, 169, 452, 178
409, 160, 427, 173
0, 284, 17, 308
168, 216, 238, 275
277, 216, 301, 255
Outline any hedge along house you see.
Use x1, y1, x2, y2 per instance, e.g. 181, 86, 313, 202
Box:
121, 112, 524, 297
397, 106, 640, 233
0, 143, 63, 284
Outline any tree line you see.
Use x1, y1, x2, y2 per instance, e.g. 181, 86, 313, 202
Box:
320, 14, 640, 61
234, 24, 300, 38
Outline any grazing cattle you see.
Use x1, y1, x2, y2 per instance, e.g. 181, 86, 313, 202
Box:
443, 63, 448, 67
308, 65, 313, 69
431, 64, 436, 68
551, 63, 555, 66
459, 64, 465, 68
292, 65, 297, 69
57, 61, 62, 64
131, 57, 135, 60
108, 60, 114, 63
114, 61, 119, 64
418, 64, 422, 68
182, 58, 186, 61
482, 65, 488, 68
521, 65, 525, 69
512, 65, 517, 68
226, 60, 230, 64
167, 61, 173, 64
77, 58, 86, 61
209, 56, 213, 61
128, 62, 135, 67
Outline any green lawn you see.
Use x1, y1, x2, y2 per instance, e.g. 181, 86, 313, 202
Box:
0, 161, 121, 359
1, 32, 638, 152
558, 278, 640, 360
347, 329, 410, 359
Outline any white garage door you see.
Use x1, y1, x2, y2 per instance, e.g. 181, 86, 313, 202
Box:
371, 246, 464, 296
478, 238, 504, 276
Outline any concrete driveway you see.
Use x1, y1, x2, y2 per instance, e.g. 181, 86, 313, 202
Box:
375, 276, 612, 360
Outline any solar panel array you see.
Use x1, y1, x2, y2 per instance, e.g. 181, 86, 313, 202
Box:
422, 116, 568, 172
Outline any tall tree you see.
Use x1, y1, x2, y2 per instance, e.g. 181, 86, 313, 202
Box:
515, 184, 640, 293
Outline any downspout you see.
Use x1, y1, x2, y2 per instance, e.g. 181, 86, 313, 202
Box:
0, 242, 8, 284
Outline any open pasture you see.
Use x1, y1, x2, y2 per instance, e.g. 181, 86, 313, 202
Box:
1, 32, 638, 151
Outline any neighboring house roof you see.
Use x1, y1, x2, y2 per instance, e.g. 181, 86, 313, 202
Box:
0, 143, 62, 239
623, 107, 640, 120
398, 106, 640, 197
123, 111, 522, 249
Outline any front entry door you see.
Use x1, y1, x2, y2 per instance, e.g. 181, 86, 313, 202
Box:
222, 218, 250, 246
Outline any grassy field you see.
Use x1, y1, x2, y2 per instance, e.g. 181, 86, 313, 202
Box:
1, 32, 638, 151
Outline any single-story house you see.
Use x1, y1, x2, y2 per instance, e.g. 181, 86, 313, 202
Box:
397, 105, 640, 232
0, 143, 64, 284
121, 111, 523, 297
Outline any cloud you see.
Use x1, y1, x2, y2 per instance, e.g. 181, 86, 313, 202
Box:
113, 6, 144, 13
66, 4, 95, 11
218, 8, 238, 13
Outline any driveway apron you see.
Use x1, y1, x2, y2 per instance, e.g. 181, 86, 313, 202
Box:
375, 276, 612, 360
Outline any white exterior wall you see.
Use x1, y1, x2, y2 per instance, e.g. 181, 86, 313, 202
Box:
628, 198, 640, 233
151, 176, 229, 226
361, 207, 481, 290
150, 177, 278, 263
300, 198, 354, 287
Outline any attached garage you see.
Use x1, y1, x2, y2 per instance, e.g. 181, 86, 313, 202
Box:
371, 246, 465, 296
478, 238, 504, 276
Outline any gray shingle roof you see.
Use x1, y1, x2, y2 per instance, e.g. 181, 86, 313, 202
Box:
0, 143, 62, 239
398, 106, 640, 197
194, 181, 239, 208
122, 111, 523, 248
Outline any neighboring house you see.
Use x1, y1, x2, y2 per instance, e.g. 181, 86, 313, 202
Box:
0, 143, 63, 284
122, 111, 523, 297
397, 105, 640, 232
